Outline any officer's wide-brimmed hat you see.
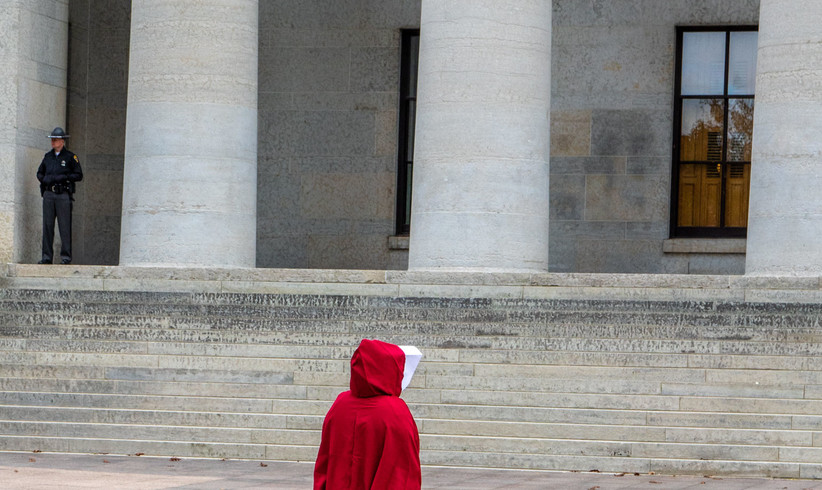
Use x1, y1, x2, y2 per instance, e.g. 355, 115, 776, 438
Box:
47, 127, 69, 139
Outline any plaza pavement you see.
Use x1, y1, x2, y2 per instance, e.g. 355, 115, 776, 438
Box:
0, 452, 820, 489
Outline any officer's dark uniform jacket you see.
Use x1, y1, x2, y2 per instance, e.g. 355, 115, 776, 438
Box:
37, 148, 83, 197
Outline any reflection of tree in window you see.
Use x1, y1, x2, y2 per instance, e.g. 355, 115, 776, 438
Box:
673, 27, 756, 237
728, 99, 753, 162
680, 99, 723, 162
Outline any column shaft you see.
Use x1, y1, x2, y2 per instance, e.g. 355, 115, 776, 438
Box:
120, 0, 258, 267
0, 0, 69, 264
746, 0, 822, 275
408, 0, 552, 272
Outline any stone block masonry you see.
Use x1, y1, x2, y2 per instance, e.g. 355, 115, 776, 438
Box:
1, 266, 822, 479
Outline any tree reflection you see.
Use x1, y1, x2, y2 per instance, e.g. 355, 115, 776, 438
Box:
680, 99, 723, 162
728, 99, 753, 161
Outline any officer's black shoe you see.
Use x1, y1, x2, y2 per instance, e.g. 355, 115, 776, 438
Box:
60, 259, 71, 265
37, 259, 51, 264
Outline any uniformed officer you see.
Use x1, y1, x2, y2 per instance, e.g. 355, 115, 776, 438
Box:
36, 127, 83, 264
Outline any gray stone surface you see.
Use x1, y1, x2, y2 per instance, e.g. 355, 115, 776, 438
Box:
4, 0, 802, 275
255, 2, 415, 270
0, 1, 69, 264
119, 0, 258, 267
408, 0, 552, 272
746, 0, 822, 275
3, 268, 822, 478
67, 1, 128, 266
548, 0, 759, 274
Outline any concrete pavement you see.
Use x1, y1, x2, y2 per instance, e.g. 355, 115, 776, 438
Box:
1, 452, 820, 489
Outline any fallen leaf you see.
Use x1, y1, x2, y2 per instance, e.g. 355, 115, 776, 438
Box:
650, 481, 661, 484
648, 471, 655, 475
14, 470, 18, 473
259, 462, 268, 467
589, 469, 600, 473
29, 458, 36, 463
32, 450, 42, 453
170, 457, 181, 462
103, 460, 110, 464
588, 486, 600, 490
134, 453, 144, 457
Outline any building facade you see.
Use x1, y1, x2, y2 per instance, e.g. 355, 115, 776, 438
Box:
2, 0, 820, 275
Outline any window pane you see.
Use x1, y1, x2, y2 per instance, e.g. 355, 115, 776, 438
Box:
680, 99, 724, 161
728, 31, 758, 95
406, 100, 416, 161
408, 35, 420, 95
681, 32, 726, 95
678, 163, 722, 227
724, 163, 750, 227
727, 99, 754, 161
404, 163, 413, 226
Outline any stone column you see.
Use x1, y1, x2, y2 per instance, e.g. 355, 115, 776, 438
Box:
746, 1, 822, 275
120, 0, 258, 267
408, 0, 552, 272
0, 0, 69, 264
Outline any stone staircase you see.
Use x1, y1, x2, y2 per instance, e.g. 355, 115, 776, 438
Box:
1, 266, 821, 479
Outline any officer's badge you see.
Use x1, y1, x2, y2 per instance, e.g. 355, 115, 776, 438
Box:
61, 161, 66, 166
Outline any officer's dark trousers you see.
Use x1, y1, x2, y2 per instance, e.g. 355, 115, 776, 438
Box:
41, 191, 72, 263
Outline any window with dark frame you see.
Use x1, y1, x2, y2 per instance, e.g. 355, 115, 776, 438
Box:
395, 29, 419, 236
672, 26, 758, 238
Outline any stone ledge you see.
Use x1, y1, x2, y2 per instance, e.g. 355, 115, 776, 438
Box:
663, 238, 746, 254
5, 264, 385, 283
3, 264, 821, 299
387, 235, 409, 250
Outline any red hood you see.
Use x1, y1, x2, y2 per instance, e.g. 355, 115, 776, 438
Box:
350, 339, 405, 397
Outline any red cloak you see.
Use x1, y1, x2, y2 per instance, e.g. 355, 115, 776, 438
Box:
313, 339, 421, 489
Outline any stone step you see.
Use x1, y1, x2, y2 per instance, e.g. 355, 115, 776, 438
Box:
0, 392, 278, 413
0, 405, 320, 429
7, 434, 818, 479
0, 435, 271, 460
4, 288, 822, 317
5, 328, 822, 360
11, 390, 810, 430
413, 403, 803, 430
10, 388, 783, 415
421, 434, 783, 463
5, 306, 821, 334
4, 400, 814, 438
420, 449, 807, 479
1, 423, 815, 469
13, 320, 822, 343
0, 421, 321, 446
3, 362, 820, 396
5, 292, 822, 322
419, 419, 814, 447
0, 378, 310, 399
2, 283, 822, 478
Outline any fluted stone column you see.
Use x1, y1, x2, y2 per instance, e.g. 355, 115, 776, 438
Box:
0, 0, 69, 264
120, 0, 258, 267
746, 1, 822, 275
408, 0, 552, 272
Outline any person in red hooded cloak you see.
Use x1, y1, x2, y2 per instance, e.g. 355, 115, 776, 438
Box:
314, 339, 422, 489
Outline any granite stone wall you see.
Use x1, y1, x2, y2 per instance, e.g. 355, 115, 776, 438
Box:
256, 1, 420, 269
63, 0, 761, 273
0, 0, 70, 264
67, 0, 130, 265
549, 0, 759, 273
